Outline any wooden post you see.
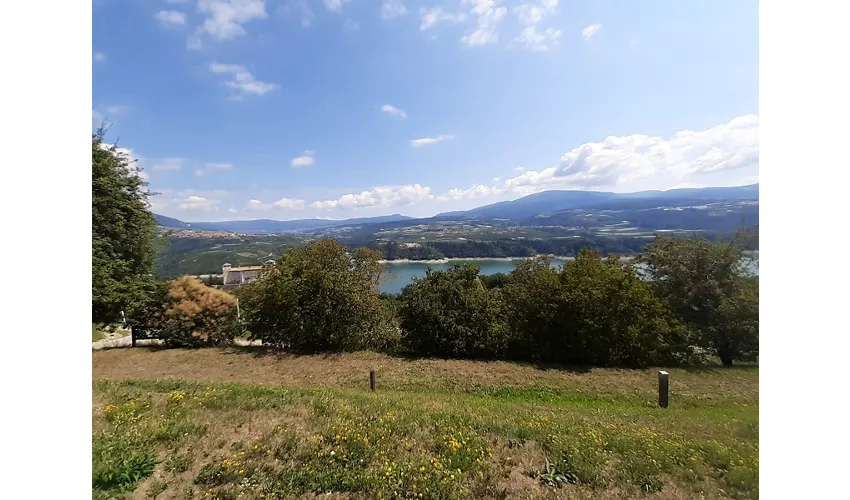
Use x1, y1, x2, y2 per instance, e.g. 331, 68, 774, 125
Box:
658, 371, 669, 408
369, 370, 376, 391
131, 326, 137, 347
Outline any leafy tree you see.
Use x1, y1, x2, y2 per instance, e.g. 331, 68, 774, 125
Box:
637, 232, 759, 366
479, 272, 512, 289
92, 128, 158, 323
501, 257, 563, 360
399, 264, 508, 358
502, 252, 688, 367
240, 239, 398, 351
557, 251, 690, 367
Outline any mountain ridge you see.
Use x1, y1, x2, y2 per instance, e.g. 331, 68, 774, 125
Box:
154, 184, 758, 234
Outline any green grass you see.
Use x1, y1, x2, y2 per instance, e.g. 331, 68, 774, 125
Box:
92, 324, 105, 342
92, 369, 758, 499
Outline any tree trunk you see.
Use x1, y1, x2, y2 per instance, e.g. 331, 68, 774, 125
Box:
720, 353, 734, 367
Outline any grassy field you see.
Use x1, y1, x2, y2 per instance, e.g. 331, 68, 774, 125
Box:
92, 349, 758, 500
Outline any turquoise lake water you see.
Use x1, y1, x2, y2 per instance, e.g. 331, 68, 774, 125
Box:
379, 256, 759, 294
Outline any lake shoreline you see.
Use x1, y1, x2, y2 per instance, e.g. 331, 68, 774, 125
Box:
379, 254, 635, 265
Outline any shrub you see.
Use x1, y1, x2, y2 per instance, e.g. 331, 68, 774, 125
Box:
502, 252, 689, 367
399, 263, 508, 358
240, 239, 398, 352
132, 277, 241, 347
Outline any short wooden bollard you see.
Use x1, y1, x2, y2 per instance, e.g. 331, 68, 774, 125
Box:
370, 370, 376, 391
658, 371, 669, 408
131, 326, 137, 347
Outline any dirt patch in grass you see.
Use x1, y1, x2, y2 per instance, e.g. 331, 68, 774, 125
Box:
93, 348, 758, 406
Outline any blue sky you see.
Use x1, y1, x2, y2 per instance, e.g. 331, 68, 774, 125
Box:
93, 0, 758, 221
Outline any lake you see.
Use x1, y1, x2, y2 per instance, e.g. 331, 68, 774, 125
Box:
380, 258, 567, 294
379, 255, 759, 294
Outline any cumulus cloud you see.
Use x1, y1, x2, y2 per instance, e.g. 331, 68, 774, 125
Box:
460, 0, 508, 47
581, 23, 601, 39
381, 0, 407, 19
209, 62, 279, 97
436, 184, 502, 202
420, 7, 466, 31
156, 10, 186, 25
272, 198, 306, 210
381, 104, 407, 118
485, 114, 759, 196
291, 150, 315, 167
246, 199, 267, 210
188, 0, 267, 49
311, 185, 433, 210
411, 134, 454, 147
178, 195, 216, 211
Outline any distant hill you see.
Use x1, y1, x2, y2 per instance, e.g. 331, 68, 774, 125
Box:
439, 184, 758, 219
153, 213, 413, 233
153, 213, 191, 229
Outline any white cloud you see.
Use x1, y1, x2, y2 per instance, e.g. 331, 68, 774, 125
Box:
344, 19, 359, 30
205, 162, 234, 170
381, 104, 407, 118
178, 195, 216, 211
420, 7, 466, 31
516, 26, 561, 51
581, 23, 601, 39
514, 166, 526, 172
291, 150, 315, 167
630, 39, 638, 45
311, 185, 433, 210
246, 199, 267, 210
104, 105, 130, 115
323, 0, 351, 14
93, 52, 106, 63
156, 10, 186, 25
272, 198, 306, 210
491, 177, 501, 182
291, 156, 315, 167
209, 62, 279, 97
513, 0, 560, 51
381, 0, 407, 19
411, 134, 454, 147
228, 207, 238, 213
460, 0, 507, 47
498, 114, 759, 194
151, 158, 185, 171
189, 0, 267, 49
436, 184, 502, 202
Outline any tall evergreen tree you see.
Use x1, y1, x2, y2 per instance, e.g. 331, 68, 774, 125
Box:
92, 127, 158, 323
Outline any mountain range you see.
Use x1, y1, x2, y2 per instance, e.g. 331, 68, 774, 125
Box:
154, 184, 758, 234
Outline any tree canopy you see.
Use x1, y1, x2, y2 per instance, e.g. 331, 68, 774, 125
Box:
92, 128, 158, 323
637, 232, 759, 366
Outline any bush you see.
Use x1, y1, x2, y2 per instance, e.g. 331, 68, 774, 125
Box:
399, 263, 508, 358
131, 277, 241, 347
240, 239, 398, 352
502, 252, 689, 367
